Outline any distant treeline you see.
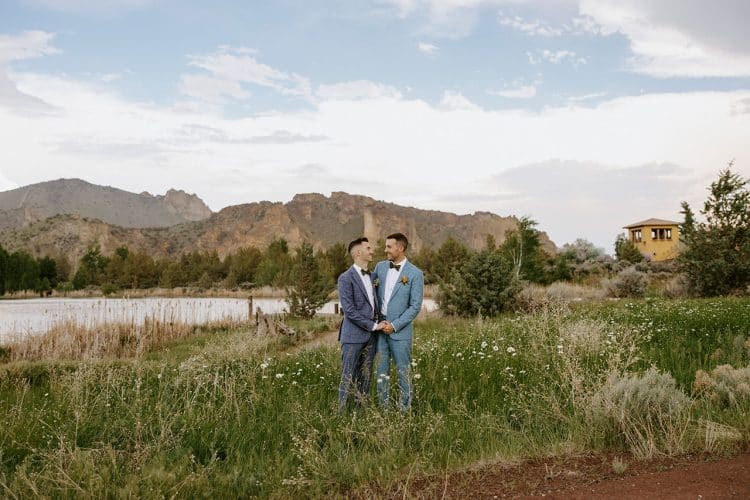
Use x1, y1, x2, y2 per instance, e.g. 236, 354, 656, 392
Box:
0, 218, 626, 296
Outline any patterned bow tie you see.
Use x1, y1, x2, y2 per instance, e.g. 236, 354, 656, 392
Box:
389, 262, 401, 271
360, 268, 371, 276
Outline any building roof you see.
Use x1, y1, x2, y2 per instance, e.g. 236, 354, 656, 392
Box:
623, 218, 681, 229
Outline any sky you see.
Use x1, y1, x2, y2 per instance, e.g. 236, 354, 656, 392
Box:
1, 0, 749, 251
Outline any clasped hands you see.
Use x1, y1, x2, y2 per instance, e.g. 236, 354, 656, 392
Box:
375, 320, 395, 334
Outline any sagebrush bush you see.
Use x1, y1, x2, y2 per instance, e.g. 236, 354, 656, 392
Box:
517, 282, 604, 311
602, 266, 648, 298
590, 368, 691, 458
662, 274, 690, 298
693, 364, 750, 407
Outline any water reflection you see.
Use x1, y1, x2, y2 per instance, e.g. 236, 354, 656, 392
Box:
0, 297, 437, 341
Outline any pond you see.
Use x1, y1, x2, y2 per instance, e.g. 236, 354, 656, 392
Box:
0, 297, 438, 341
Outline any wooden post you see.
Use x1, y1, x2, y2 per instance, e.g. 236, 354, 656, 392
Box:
248, 295, 254, 321
334, 303, 339, 315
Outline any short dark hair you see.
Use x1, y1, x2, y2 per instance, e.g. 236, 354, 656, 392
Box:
386, 232, 408, 251
347, 237, 369, 254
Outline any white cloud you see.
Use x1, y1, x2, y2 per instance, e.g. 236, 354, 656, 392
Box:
481, 160, 699, 249
439, 90, 481, 110
579, 0, 750, 77
182, 46, 312, 102
0, 30, 59, 63
0, 31, 60, 114
1, 46, 749, 248
498, 13, 564, 36
417, 42, 439, 54
316, 80, 402, 101
179, 74, 250, 104
527, 49, 586, 65
380, 0, 521, 38
488, 82, 537, 98
567, 91, 608, 102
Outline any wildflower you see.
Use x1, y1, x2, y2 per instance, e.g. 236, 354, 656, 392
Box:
260, 363, 269, 369
262, 375, 268, 379
411, 361, 418, 367
481, 341, 488, 349
292, 381, 298, 385
493, 345, 499, 352
414, 373, 421, 380
506, 346, 516, 354
275, 373, 284, 379
157, 373, 162, 380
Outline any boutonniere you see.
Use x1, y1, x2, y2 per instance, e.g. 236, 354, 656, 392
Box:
373, 278, 380, 287
401, 276, 409, 285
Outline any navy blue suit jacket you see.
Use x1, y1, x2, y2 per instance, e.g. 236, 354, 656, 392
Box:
337, 266, 378, 343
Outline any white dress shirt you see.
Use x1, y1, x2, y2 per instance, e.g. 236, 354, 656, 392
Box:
381, 257, 407, 316
352, 264, 378, 331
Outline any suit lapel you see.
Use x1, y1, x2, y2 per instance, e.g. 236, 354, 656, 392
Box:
387, 261, 410, 306
350, 266, 371, 306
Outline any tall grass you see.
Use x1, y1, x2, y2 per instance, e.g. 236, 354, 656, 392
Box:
0, 298, 749, 496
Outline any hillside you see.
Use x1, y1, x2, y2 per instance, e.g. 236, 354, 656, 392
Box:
0, 178, 212, 231
0, 188, 556, 262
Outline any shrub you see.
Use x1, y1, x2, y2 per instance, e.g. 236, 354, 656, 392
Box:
517, 282, 604, 311
693, 364, 750, 407
662, 274, 690, 299
438, 250, 521, 317
590, 368, 691, 458
602, 266, 648, 298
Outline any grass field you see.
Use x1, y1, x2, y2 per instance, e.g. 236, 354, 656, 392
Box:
1, 298, 749, 497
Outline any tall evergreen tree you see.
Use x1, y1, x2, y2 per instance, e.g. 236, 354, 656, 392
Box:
285, 242, 332, 318
679, 166, 750, 296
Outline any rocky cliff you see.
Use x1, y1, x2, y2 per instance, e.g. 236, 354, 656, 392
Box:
0, 187, 555, 262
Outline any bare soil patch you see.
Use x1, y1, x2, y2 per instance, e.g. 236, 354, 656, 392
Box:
386, 451, 750, 499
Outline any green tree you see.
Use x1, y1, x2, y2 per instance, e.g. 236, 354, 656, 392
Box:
319, 242, 349, 286
0, 245, 8, 295
499, 217, 548, 283
434, 236, 470, 282
411, 245, 438, 284
438, 250, 521, 317
73, 245, 109, 289
285, 242, 332, 318
224, 246, 262, 288
679, 166, 750, 296
38, 256, 58, 288
256, 239, 292, 286
614, 234, 644, 264
5, 250, 39, 293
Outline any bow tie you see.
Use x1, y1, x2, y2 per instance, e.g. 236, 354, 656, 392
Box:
389, 262, 401, 271
360, 268, 371, 276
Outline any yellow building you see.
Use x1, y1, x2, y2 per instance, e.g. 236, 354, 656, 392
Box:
623, 218, 681, 261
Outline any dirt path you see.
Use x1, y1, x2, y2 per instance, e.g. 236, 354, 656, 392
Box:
399, 452, 750, 499
288, 329, 339, 354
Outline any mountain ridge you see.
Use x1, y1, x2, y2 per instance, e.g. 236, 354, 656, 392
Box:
0, 179, 556, 262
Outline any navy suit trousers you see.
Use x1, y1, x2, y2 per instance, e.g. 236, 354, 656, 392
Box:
338, 335, 376, 411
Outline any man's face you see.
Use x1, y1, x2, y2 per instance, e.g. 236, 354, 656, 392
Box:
360, 241, 373, 262
385, 238, 403, 261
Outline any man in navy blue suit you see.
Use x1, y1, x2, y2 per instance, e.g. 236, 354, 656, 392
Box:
337, 237, 383, 412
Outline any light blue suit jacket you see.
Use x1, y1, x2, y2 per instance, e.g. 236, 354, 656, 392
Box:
338, 265, 378, 344
373, 259, 424, 341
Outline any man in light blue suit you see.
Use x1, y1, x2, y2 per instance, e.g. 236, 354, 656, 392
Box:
337, 237, 382, 412
373, 232, 424, 410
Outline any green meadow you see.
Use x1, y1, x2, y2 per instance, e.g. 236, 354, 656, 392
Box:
1, 298, 750, 498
